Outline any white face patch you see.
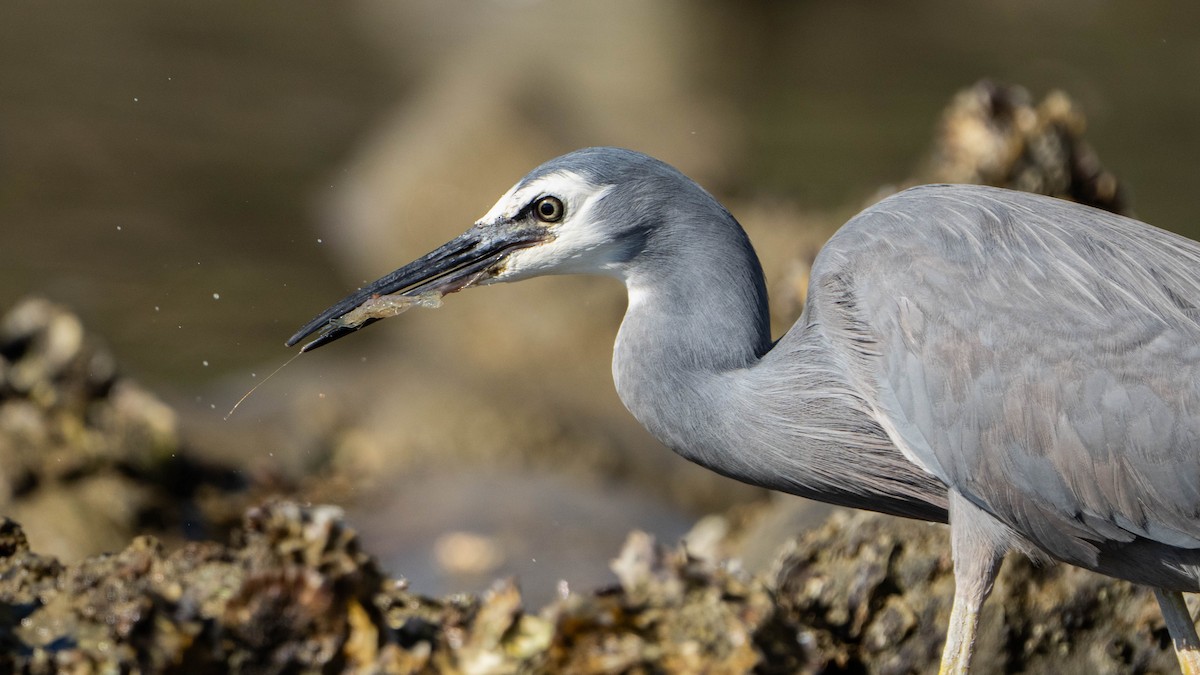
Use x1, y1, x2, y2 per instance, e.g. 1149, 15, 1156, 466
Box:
478, 170, 623, 281
477, 171, 601, 226
477, 183, 523, 225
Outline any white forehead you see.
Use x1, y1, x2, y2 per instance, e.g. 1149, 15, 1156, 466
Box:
477, 170, 604, 224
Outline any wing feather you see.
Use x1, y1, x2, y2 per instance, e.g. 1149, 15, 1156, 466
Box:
809, 185, 1200, 565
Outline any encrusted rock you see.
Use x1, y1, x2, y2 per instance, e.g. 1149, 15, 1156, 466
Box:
760, 510, 1179, 674
543, 531, 770, 674
925, 80, 1127, 215
0, 297, 246, 561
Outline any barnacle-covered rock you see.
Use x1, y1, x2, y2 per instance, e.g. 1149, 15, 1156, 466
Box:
0, 297, 245, 560
541, 531, 771, 673
924, 80, 1127, 215
0, 500, 1186, 673
0, 501, 383, 673
759, 509, 1180, 674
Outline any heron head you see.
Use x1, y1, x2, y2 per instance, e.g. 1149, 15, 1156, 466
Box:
288, 147, 671, 351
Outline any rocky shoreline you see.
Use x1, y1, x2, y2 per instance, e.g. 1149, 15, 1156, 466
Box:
0, 83, 1178, 673
0, 497, 1180, 673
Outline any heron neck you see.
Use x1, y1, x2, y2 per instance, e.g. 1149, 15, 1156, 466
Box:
611, 224, 947, 521
611, 211, 774, 482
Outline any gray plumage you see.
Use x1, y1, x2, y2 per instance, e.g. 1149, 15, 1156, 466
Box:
288, 147, 1200, 672
822, 186, 1200, 589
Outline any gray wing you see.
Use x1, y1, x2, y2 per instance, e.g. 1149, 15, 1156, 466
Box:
809, 184, 1200, 567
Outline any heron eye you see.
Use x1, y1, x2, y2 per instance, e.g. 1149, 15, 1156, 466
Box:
533, 196, 565, 223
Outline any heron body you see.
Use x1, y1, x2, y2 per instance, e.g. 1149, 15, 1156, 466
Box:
289, 147, 1200, 672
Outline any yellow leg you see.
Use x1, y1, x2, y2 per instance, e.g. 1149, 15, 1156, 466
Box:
1155, 589, 1200, 675
939, 493, 1005, 675
939, 588, 980, 675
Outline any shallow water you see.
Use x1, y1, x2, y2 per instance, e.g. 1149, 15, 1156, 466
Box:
347, 468, 695, 606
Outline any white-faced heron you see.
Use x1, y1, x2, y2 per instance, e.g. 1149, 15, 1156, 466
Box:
288, 147, 1200, 673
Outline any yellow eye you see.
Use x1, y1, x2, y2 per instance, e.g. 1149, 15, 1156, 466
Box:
533, 196, 565, 223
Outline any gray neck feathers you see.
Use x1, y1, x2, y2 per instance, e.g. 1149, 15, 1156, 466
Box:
610, 197, 947, 521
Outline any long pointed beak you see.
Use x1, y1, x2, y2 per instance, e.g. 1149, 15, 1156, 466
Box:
287, 222, 548, 352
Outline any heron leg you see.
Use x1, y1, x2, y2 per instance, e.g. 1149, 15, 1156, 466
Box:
1154, 589, 1200, 675
939, 492, 1005, 675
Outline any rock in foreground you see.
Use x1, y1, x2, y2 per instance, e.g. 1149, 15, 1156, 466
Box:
0, 500, 1181, 674
0, 297, 247, 560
